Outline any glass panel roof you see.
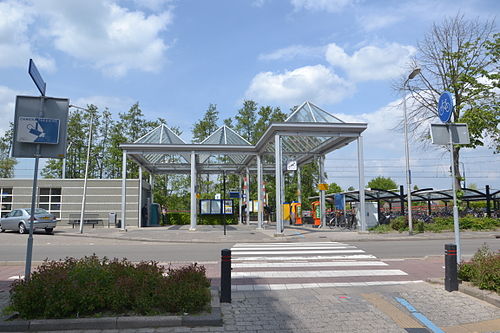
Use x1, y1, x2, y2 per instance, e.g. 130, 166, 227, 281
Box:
286, 101, 344, 123
199, 126, 251, 165
134, 124, 189, 163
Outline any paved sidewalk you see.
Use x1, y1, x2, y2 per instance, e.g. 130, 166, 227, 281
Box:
53, 223, 500, 244
5, 282, 498, 332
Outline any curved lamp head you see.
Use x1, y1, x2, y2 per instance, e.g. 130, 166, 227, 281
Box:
408, 68, 421, 80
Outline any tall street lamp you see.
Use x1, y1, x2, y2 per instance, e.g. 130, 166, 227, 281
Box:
69, 105, 94, 234
403, 67, 420, 235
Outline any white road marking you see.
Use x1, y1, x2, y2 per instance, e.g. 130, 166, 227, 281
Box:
233, 242, 347, 247
232, 280, 424, 291
232, 246, 356, 251
8, 275, 24, 280
231, 249, 365, 255
232, 254, 377, 261
232, 269, 407, 279
232, 261, 388, 268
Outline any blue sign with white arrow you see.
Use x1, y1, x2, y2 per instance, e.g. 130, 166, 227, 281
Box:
438, 91, 453, 123
17, 117, 60, 144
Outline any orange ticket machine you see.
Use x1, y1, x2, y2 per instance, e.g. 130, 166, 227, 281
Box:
311, 201, 321, 227
291, 202, 302, 225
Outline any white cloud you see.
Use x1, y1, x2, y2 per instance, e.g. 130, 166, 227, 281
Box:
245, 65, 355, 106
32, 0, 173, 77
0, 86, 23, 137
258, 45, 325, 61
0, 1, 55, 72
291, 0, 353, 12
357, 14, 402, 31
325, 42, 416, 81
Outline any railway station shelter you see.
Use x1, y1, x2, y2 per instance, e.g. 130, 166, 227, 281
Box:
119, 101, 368, 235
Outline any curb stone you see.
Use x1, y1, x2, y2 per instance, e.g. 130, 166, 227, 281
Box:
0, 288, 222, 332
426, 278, 500, 308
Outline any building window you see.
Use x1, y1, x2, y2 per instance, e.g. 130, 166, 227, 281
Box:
38, 188, 62, 219
0, 188, 13, 218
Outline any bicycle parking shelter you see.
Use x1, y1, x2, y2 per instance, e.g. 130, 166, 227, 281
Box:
317, 186, 500, 225
119, 101, 369, 234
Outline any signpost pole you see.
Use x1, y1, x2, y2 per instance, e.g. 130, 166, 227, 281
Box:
223, 170, 226, 236
24, 96, 45, 280
449, 125, 461, 262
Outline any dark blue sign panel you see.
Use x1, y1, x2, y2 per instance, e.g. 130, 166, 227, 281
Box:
438, 91, 453, 123
28, 59, 46, 96
229, 191, 240, 199
334, 194, 345, 210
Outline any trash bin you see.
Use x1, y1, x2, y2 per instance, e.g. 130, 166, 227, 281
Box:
108, 212, 117, 228
116, 219, 121, 228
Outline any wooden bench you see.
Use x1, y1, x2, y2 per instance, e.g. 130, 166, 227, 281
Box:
68, 213, 102, 228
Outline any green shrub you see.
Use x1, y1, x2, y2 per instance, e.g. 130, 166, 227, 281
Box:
165, 213, 237, 225
416, 221, 425, 233
458, 245, 500, 293
390, 216, 407, 232
9, 256, 211, 319
369, 224, 393, 233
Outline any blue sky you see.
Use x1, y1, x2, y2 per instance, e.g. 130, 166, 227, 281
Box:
0, 0, 498, 190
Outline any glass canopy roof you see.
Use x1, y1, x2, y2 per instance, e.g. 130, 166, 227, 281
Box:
199, 126, 251, 165
121, 101, 367, 174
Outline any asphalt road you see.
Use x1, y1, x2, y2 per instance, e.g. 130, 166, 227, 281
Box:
0, 232, 497, 263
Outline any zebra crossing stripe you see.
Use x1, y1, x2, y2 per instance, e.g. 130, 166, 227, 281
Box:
231, 249, 365, 255
232, 261, 388, 268
231, 254, 377, 261
232, 269, 407, 279
231, 245, 356, 249
232, 280, 424, 291
232, 242, 347, 247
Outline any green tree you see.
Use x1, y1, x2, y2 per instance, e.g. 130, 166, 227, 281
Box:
367, 176, 397, 190
234, 100, 258, 143
254, 106, 287, 142
0, 123, 17, 178
327, 182, 342, 194
192, 104, 219, 143
406, 15, 498, 189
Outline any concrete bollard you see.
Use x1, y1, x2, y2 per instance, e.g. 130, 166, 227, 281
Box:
445, 243, 458, 292
220, 249, 231, 303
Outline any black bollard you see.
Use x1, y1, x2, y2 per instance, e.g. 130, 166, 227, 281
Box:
220, 249, 231, 303
445, 243, 458, 292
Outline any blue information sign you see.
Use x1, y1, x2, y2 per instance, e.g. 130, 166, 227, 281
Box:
17, 117, 60, 144
438, 91, 453, 123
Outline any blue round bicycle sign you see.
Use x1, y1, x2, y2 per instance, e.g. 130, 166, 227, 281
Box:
438, 91, 453, 123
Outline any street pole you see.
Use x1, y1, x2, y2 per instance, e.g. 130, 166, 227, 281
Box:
449, 126, 461, 262
62, 141, 72, 179
403, 68, 420, 235
79, 111, 93, 234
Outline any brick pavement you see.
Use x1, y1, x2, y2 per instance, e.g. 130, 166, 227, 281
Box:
7, 282, 498, 333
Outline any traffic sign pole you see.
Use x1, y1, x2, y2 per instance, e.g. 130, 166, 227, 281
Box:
449, 125, 461, 262
24, 96, 44, 281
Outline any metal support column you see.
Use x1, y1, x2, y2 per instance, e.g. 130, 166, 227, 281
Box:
257, 154, 263, 229
449, 129, 461, 262
138, 167, 143, 228
486, 185, 491, 218
319, 156, 326, 228
357, 136, 366, 232
246, 167, 250, 224
297, 166, 302, 205
121, 150, 127, 231
190, 151, 197, 231
149, 174, 154, 204
238, 175, 243, 224
275, 134, 283, 235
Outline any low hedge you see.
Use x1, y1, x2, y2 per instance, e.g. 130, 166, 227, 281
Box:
164, 212, 237, 225
371, 215, 500, 233
7, 256, 211, 319
458, 245, 500, 293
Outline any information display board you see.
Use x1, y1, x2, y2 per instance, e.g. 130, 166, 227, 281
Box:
200, 199, 233, 215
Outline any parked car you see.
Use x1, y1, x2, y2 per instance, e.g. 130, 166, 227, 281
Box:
0, 208, 57, 234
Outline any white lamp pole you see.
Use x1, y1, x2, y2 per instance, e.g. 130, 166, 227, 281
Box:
70, 105, 94, 234
403, 68, 420, 235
